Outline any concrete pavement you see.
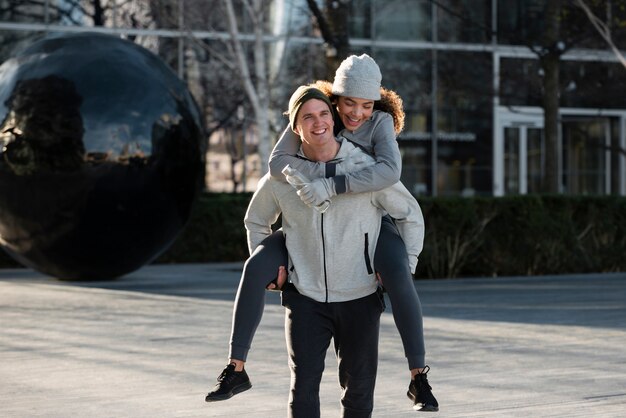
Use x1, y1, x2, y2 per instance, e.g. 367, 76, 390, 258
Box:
1, 263, 625, 417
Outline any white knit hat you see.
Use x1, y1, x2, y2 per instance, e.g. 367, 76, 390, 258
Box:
332, 54, 381, 100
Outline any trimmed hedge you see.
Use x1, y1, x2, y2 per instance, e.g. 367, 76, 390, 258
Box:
415, 195, 626, 278
155, 192, 252, 263
2, 193, 626, 279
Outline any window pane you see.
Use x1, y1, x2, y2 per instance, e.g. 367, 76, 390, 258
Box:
497, 0, 545, 45
373, 0, 431, 41
561, 61, 626, 109
349, 0, 372, 38
504, 128, 520, 195
527, 128, 543, 194
500, 58, 542, 107
610, 118, 622, 195
562, 119, 608, 195
401, 145, 430, 196
498, 1, 626, 48
436, 51, 493, 196
374, 48, 431, 134
438, 0, 492, 43
374, 48, 432, 194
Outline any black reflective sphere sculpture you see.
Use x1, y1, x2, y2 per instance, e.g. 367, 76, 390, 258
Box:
0, 33, 205, 280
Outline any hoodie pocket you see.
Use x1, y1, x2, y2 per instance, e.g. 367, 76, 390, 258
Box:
364, 233, 374, 275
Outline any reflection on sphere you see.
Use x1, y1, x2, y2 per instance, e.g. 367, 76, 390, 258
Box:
0, 33, 205, 280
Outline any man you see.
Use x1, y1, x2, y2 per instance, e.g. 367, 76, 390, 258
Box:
244, 85, 424, 418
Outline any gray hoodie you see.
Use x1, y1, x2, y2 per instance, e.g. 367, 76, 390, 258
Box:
245, 138, 424, 303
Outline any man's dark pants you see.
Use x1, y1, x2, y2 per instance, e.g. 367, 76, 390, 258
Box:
281, 284, 383, 418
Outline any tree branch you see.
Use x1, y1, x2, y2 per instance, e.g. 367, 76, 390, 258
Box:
575, 0, 626, 68
305, 0, 335, 46
223, 0, 260, 115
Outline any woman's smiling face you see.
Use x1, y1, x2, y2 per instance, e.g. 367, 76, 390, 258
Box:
335, 96, 374, 132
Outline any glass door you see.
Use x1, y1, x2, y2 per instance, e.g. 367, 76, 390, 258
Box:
562, 118, 611, 195
494, 108, 544, 196
503, 127, 520, 194
503, 125, 544, 195
526, 128, 544, 194
496, 107, 626, 196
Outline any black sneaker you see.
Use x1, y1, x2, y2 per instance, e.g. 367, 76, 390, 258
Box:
205, 363, 252, 402
407, 366, 439, 411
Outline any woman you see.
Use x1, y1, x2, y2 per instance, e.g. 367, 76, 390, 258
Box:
205, 54, 438, 412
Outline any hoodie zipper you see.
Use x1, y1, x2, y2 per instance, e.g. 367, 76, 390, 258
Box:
364, 233, 374, 274
321, 212, 329, 303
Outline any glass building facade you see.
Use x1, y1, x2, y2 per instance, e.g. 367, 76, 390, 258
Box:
2, 0, 626, 196
337, 0, 626, 197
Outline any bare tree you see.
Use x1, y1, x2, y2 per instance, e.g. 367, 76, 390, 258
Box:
0, 0, 155, 60
574, 0, 626, 160
0, 0, 147, 27
429, 0, 626, 194
223, 0, 271, 175
304, 0, 350, 77
575, 0, 626, 68
537, 0, 563, 194
153, 0, 280, 182
495, 0, 626, 194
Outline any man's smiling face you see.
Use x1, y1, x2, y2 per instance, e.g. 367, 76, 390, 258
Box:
295, 98, 335, 149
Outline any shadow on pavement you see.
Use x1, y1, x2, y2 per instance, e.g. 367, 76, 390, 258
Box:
2, 264, 625, 329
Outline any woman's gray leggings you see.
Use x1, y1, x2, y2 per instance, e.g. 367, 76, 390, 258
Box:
228, 215, 426, 369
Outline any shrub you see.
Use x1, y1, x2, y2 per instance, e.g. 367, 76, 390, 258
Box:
155, 192, 252, 263
2, 193, 626, 279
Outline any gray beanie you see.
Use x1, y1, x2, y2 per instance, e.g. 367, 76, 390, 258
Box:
332, 54, 381, 100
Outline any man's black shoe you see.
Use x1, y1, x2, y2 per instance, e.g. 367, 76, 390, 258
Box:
205, 363, 252, 402
407, 365, 439, 411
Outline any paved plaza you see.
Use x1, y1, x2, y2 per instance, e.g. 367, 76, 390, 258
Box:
1, 263, 625, 417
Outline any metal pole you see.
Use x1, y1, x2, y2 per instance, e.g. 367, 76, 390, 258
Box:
492, 0, 500, 195
431, 2, 438, 197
